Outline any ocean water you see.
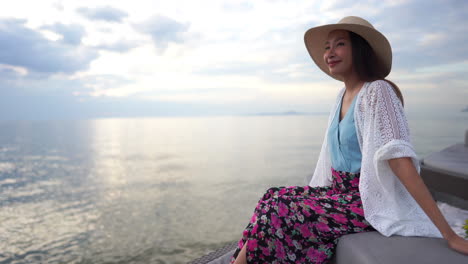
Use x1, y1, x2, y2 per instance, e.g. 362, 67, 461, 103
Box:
0, 113, 466, 263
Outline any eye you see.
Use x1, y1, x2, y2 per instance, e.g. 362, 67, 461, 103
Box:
325, 46, 330, 50
337, 42, 345, 46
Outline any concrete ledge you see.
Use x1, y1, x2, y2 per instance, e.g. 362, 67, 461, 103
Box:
421, 160, 468, 202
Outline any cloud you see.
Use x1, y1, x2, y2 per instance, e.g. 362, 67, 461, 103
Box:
222, 2, 254, 12
0, 64, 28, 79
94, 40, 136, 53
76, 6, 128, 22
52, 1, 64, 11
371, 0, 468, 69
73, 74, 136, 97
41, 23, 86, 45
135, 15, 190, 52
0, 19, 98, 75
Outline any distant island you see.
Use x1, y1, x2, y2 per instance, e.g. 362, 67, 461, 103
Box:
255, 111, 306, 116
248, 111, 328, 116
462, 106, 468, 112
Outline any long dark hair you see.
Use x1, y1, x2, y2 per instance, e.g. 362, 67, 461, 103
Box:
349, 31, 404, 106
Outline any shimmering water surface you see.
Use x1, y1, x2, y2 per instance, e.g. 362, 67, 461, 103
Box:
0, 114, 466, 263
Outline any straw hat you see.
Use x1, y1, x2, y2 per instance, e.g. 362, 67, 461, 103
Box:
304, 16, 392, 81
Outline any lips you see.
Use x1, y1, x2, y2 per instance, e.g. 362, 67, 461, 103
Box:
328, 60, 341, 68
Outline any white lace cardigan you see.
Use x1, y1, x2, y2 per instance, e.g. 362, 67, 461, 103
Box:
309, 80, 442, 238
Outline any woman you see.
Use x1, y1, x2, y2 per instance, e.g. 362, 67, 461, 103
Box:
230, 16, 468, 264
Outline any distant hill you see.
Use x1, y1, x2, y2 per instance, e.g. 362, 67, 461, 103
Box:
252, 111, 308, 116
247, 111, 329, 116
462, 106, 468, 112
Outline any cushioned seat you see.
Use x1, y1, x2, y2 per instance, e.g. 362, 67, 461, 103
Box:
331, 231, 467, 264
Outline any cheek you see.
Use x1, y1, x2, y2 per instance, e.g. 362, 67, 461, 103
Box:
344, 47, 353, 60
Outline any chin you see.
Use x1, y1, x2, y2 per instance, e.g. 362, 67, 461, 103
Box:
329, 70, 343, 77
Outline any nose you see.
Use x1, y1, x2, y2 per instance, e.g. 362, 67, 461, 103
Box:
325, 47, 335, 61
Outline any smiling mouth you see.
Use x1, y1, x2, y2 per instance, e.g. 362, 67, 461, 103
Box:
328, 61, 340, 67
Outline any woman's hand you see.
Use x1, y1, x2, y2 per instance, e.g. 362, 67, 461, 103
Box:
447, 234, 468, 255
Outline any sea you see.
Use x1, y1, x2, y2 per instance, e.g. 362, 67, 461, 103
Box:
0, 113, 467, 263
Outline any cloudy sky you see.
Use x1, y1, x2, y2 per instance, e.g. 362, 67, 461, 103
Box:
0, 0, 467, 120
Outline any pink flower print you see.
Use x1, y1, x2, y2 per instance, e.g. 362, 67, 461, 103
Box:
271, 213, 282, 229
279, 188, 288, 196
275, 239, 286, 260
350, 176, 360, 187
303, 199, 317, 207
290, 202, 298, 211
285, 234, 293, 247
261, 246, 271, 256
317, 215, 329, 225
310, 204, 325, 215
316, 250, 328, 262
300, 224, 312, 237
297, 214, 305, 223
330, 213, 348, 224
238, 240, 245, 249
258, 230, 265, 239
302, 208, 312, 217
332, 169, 339, 177
306, 247, 325, 262
278, 202, 289, 217
293, 239, 303, 250
335, 206, 345, 213
247, 239, 258, 251
287, 252, 297, 261
349, 206, 364, 215
251, 223, 259, 235
275, 228, 284, 239
293, 222, 301, 231
335, 173, 343, 183
315, 222, 331, 233
249, 214, 257, 224
351, 219, 369, 228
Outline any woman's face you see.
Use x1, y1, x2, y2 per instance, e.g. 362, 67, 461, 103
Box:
323, 30, 354, 79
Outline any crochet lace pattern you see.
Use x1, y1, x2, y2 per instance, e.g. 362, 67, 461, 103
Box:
310, 80, 441, 238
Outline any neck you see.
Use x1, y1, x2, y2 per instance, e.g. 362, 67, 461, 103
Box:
342, 74, 364, 95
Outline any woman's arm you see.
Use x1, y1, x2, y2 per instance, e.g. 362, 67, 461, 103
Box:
388, 157, 468, 255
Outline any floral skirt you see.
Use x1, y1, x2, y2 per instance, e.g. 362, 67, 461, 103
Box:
229, 168, 375, 264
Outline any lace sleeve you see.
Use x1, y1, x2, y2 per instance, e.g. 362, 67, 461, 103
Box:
370, 80, 410, 145
368, 80, 421, 194
369, 80, 419, 163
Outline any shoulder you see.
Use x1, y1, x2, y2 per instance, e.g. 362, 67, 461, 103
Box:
361, 80, 400, 105
366, 80, 395, 96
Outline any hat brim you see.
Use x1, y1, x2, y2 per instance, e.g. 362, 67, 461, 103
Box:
304, 23, 392, 81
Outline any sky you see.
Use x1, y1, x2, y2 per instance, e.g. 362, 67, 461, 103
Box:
0, 0, 467, 120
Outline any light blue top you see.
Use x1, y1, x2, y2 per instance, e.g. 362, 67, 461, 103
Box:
327, 92, 362, 173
